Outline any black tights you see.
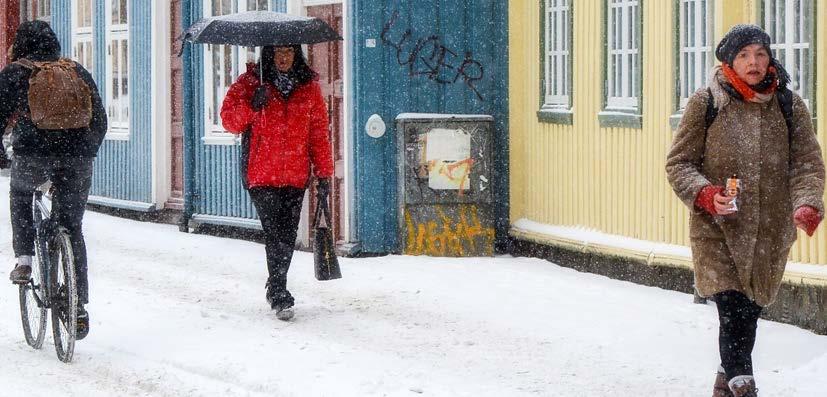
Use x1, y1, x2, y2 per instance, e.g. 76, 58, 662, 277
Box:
248, 186, 305, 287
715, 290, 763, 380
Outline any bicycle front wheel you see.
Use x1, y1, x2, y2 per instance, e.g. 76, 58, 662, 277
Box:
19, 221, 49, 349
49, 229, 77, 363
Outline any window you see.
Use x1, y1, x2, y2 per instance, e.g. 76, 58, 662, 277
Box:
72, 0, 94, 74
677, 0, 713, 111
605, 0, 640, 111
203, 0, 270, 143
34, 0, 50, 22
106, 0, 129, 137
542, 0, 571, 111
762, 0, 814, 109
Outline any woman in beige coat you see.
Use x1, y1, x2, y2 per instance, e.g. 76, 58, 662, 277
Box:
666, 24, 825, 397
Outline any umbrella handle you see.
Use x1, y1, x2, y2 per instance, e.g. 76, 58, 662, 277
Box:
259, 47, 264, 84
177, 39, 186, 58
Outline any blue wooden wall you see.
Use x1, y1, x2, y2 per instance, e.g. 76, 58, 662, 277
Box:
52, 0, 153, 208
351, 0, 509, 253
182, 0, 287, 226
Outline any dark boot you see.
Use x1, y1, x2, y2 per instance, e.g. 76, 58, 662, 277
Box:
713, 366, 734, 397
76, 305, 89, 340
265, 277, 294, 320
728, 375, 757, 397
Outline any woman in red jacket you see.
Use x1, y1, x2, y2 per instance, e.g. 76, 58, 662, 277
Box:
221, 45, 333, 320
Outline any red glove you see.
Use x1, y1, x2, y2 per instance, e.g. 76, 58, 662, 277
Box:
694, 185, 724, 216
794, 205, 821, 237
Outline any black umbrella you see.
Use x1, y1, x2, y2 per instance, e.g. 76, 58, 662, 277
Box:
181, 10, 342, 47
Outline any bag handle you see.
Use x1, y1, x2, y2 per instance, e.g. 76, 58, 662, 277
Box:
313, 190, 332, 229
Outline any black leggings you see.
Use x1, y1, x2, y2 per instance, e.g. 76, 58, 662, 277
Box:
248, 186, 305, 286
10, 157, 93, 304
715, 290, 763, 380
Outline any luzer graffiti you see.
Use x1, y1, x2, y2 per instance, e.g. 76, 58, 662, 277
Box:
404, 205, 495, 256
381, 10, 485, 101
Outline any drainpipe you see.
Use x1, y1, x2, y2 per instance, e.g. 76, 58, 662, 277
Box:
179, 0, 195, 232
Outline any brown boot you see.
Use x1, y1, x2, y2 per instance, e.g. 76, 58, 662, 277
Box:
713, 366, 734, 397
728, 375, 758, 397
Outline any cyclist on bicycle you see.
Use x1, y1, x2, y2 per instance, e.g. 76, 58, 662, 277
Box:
0, 21, 107, 340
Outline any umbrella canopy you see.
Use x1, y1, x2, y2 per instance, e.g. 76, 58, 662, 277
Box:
181, 11, 342, 47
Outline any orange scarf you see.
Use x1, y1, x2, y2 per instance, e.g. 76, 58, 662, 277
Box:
721, 63, 778, 103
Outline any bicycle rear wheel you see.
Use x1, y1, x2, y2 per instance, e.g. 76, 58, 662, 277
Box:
49, 229, 77, 363
19, 214, 49, 349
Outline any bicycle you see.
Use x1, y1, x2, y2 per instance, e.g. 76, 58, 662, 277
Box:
18, 181, 78, 363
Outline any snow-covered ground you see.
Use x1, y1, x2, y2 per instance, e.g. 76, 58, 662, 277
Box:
1, 175, 827, 397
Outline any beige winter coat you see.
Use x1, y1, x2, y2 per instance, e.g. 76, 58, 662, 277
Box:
666, 68, 825, 306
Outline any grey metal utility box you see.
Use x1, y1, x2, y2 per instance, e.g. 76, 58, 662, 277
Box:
396, 113, 495, 257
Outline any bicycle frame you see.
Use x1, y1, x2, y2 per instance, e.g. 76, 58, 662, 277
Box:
26, 189, 54, 310
19, 178, 78, 362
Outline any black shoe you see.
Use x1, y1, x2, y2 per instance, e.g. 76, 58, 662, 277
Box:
265, 282, 295, 320
9, 264, 32, 284
76, 306, 89, 340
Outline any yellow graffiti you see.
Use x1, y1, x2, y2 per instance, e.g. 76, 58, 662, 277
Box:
404, 205, 495, 257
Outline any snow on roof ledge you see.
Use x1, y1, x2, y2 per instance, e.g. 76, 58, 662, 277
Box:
395, 113, 494, 121
511, 218, 827, 283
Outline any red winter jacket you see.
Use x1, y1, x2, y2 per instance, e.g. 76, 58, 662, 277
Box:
221, 64, 333, 189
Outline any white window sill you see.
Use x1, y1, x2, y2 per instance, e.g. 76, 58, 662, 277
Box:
202, 134, 241, 146
105, 130, 130, 141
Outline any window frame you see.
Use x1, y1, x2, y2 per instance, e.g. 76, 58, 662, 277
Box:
538, 0, 574, 125
71, 0, 95, 75
760, 0, 817, 118
670, 0, 714, 129
202, 0, 271, 145
104, 0, 130, 140
34, 0, 51, 22
599, 0, 643, 129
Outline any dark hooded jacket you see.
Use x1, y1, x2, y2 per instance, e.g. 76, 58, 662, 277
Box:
0, 21, 107, 158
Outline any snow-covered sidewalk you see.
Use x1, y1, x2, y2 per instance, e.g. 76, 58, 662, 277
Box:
1, 176, 827, 396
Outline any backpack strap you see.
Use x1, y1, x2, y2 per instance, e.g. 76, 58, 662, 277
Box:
776, 87, 795, 140
704, 87, 718, 131
701, 86, 796, 167
700, 87, 717, 164
13, 58, 36, 71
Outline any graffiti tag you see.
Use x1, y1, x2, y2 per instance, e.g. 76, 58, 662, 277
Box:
380, 10, 485, 101
404, 205, 494, 256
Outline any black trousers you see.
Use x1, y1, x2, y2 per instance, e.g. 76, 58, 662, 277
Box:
10, 156, 93, 305
248, 186, 305, 290
714, 290, 763, 380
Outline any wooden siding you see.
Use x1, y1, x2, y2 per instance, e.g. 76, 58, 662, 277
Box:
0, 0, 20, 68
89, 0, 153, 205
49, 0, 153, 206
350, 0, 509, 253
182, 0, 289, 224
510, 0, 827, 266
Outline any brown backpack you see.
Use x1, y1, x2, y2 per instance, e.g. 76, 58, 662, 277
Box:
15, 58, 92, 130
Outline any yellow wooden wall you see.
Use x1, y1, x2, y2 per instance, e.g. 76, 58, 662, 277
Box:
509, 0, 827, 265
